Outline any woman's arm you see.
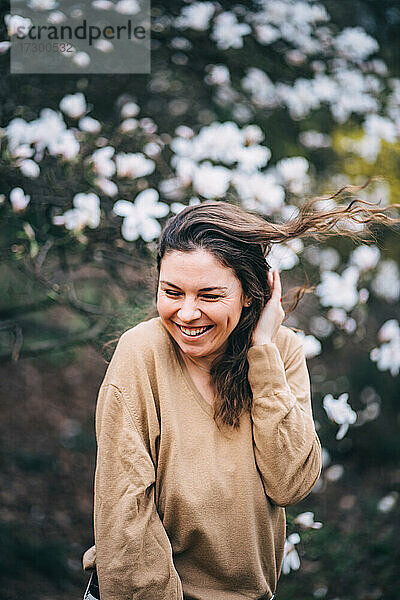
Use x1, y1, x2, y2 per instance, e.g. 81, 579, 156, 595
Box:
94, 382, 183, 600
247, 332, 322, 507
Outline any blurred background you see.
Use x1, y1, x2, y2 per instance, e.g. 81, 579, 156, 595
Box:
1, 1, 399, 598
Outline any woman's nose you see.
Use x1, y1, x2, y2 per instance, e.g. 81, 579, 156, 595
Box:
176, 300, 201, 321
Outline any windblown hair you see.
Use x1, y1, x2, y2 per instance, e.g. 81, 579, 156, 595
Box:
156, 182, 400, 430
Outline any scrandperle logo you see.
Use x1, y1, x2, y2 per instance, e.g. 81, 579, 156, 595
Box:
15, 19, 146, 46
9, 0, 151, 74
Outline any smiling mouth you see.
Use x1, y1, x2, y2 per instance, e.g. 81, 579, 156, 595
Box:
173, 323, 214, 338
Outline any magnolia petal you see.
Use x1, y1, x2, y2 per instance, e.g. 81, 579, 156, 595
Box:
121, 217, 139, 241
113, 199, 134, 217
135, 188, 159, 209
139, 217, 161, 242
336, 423, 349, 440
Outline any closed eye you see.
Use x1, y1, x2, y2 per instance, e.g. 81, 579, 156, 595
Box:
163, 290, 221, 300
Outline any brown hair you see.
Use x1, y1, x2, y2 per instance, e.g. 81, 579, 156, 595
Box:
156, 183, 400, 429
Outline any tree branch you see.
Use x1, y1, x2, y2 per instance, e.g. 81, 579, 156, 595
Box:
0, 319, 110, 363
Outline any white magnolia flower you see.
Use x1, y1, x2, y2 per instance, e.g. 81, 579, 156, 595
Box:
47, 10, 66, 24
316, 267, 359, 311
94, 39, 114, 53
171, 121, 239, 164
6, 109, 80, 161
326, 308, 347, 327
171, 197, 201, 214
11, 145, 34, 159
282, 533, 301, 575
5, 14, 32, 37
296, 332, 322, 358
192, 162, 231, 199
79, 116, 101, 134
49, 129, 80, 160
334, 27, 379, 61
170, 121, 272, 180
10, 187, 31, 212
370, 320, 400, 377
59, 93, 87, 119
243, 125, 264, 144
93, 177, 118, 197
53, 193, 101, 231
276, 156, 309, 195
255, 24, 280, 45
114, 0, 140, 14
277, 79, 320, 120
294, 512, 323, 529
299, 130, 331, 149
321, 447, 331, 468
143, 142, 161, 158
279, 204, 299, 222
92, 0, 114, 9
113, 189, 169, 242
377, 492, 399, 513
175, 125, 194, 139
211, 12, 251, 50
173, 157, 196, 186
267, 243, 299, 271
73, 52, 91, 68
242, 68, 278, 108
324, 464, 344, 482
116, 152, 155, 179
20, 158, 40, 178
313, 585, 328, 598
28, 0, 58, 10
119, 118, 138, 133
170, 37, 192, 51
378, 319, 400, 343
358, 288, 369, 303
349, 245, 380, 271
0, 41, 11, 54
326, 308, 357, 335
363, 114, 397, 143
175, 2, 215, 31
310, 315, 334, 338
92, 146, 116, 178
318, 248, 341, 272
205, 65, 231, 86
276, 156, 309, 182
313, 74, 339, 103
371, 260, 400, 302
323, 393, 357, 440
233, 172, 284, 215
120, 102, 140, 119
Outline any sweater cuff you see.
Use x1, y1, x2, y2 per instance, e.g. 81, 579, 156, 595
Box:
247, 342, 292, 399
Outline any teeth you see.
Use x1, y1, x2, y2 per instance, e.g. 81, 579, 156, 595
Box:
178, 325, 210, 336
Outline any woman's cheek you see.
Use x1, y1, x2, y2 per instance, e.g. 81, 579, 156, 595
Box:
157, 295, 174, 317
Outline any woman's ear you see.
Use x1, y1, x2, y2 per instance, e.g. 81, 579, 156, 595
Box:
243, 297, 252, 307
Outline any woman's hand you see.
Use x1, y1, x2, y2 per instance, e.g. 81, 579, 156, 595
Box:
252, 269, 285, 346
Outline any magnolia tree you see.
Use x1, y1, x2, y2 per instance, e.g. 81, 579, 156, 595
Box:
1, 0, 400, 579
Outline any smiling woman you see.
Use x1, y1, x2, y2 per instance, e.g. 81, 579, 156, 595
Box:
157, 249, 250, 367
87, 195, 400, 600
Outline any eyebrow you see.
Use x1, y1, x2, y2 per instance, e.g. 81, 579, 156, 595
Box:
160, 280, 228, 292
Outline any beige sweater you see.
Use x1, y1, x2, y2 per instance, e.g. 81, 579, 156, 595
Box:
94, 317, 321, 600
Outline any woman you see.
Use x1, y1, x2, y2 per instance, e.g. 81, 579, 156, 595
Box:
86, 194, 398, 600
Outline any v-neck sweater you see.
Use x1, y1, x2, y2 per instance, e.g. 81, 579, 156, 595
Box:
94, 317, 322, 600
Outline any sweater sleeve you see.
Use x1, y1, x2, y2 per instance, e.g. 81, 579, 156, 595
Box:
94, 383, 183, 600
247, 333, 322, 507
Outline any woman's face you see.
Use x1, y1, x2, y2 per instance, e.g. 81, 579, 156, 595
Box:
157, 249, 249, 363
